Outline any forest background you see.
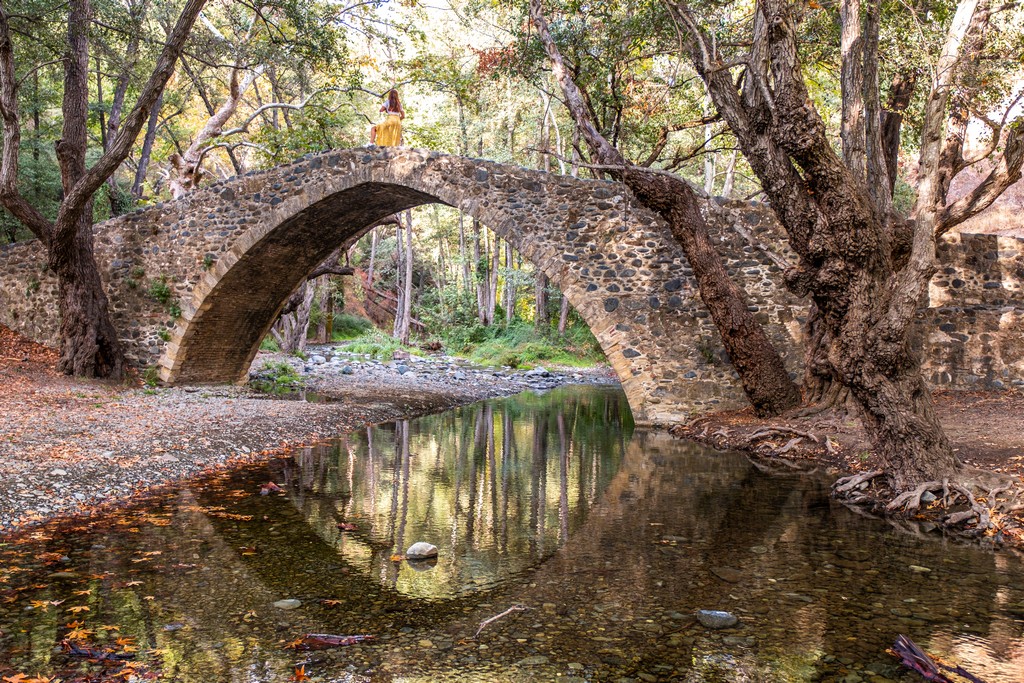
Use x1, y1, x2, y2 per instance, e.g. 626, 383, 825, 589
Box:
0, 0, 882, 368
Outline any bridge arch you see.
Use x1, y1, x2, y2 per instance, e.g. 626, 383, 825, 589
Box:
158, 147, 745, 423
0, 148, 821, 423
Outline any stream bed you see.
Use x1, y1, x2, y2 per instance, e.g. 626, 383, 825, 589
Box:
1, 385, 1022, 682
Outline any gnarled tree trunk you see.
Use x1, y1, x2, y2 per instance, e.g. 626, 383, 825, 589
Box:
667, 0, 1021, 488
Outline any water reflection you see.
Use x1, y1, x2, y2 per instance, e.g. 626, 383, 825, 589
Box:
272, 387, 632, 598
0, 386, 1022, 683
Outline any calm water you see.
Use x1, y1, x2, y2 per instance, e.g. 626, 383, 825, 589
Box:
1, 386, 1022, 682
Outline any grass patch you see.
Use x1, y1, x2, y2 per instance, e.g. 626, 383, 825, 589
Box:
251, 360, 304, 394
458, 321, 604, 369
340, 329, 422, 361
260, 336, 280, 352
331, 313, 375, 340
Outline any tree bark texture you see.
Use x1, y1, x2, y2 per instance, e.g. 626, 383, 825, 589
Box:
530, 0, 800, 417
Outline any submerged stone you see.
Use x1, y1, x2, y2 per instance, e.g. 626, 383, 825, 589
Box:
273, 599, 302, 610
696, 610, 738, 629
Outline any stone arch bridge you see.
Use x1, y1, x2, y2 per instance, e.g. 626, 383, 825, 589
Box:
1, 148, 1020, 423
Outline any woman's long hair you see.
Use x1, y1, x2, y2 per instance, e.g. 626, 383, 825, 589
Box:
387, 89, 401, 112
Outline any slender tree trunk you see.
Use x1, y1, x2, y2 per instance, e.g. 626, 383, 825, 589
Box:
474, 218, 488, 324
703, 89, 716, 194
132, 91, 162, 198
459, 215, 471, 293
534, 272, 549, 331
393, 219, 406, 340
721, 150, 738, 198
367, 226, 378, 285
487, 232, 500, 324
401, 210, 413, 343
504, 241, 515, 325
557, 295, 570, 335
316, 278, 329, 342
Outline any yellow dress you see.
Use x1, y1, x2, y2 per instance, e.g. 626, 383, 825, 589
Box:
376, 113, 403, 146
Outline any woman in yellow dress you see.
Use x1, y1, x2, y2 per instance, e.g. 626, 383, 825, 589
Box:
370, 89, 405, 146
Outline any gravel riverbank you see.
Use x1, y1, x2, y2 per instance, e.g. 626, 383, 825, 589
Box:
0, 333, 616, 534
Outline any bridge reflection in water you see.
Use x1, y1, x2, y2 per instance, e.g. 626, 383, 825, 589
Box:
276, 386, 632, 598
1, 386, 1023, 682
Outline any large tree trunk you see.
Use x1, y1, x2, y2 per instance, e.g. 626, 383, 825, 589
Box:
530, 0, 800, 417
622, 167, 802, 416
273, 281, 315, 354
52, 212, 126, 377
50, 0, 125, 378
0, 0, 206, 379
665, 0, 1002, 487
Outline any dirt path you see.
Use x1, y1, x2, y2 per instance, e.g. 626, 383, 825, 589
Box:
0, 327, 613, 534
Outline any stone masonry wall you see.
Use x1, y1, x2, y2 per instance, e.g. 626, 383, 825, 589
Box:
0, 147, 1021, 423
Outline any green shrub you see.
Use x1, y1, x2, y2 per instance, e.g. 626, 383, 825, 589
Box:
341, 329, 420, 361
251, 360, 304, 393
142, 366, 161, 387
148, 277, 172, 304
260, 336, 280, 352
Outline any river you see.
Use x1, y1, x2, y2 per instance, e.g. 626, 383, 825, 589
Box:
0, 385, 1021, 681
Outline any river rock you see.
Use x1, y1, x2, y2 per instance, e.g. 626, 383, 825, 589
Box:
397, 364, 410, 375
311, 355, 327, 364
273, 599, 302, 610
341, 365, 354, 375
696, 610, 738, 629
406, 542, 438, 559
710, 567, 743, 583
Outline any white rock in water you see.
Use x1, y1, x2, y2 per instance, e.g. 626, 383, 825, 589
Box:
273, 599, 302, 610
406, 542, 438, 559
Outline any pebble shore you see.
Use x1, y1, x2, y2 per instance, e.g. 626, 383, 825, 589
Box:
0, 345, 614, 534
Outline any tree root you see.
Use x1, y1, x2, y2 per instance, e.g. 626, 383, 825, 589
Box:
745, 425, 821, 445
833, 470, 884, 494
833, 469, 1024, 543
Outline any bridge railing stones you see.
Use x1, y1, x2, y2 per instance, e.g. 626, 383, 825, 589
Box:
0, 147, 1021, 421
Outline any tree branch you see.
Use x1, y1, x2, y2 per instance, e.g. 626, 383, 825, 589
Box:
938, 119, 1024, 234
0, 2, 54, 242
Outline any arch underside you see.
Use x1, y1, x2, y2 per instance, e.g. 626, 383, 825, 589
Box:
165, 180, 642, 393
169, 184, 442, 383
